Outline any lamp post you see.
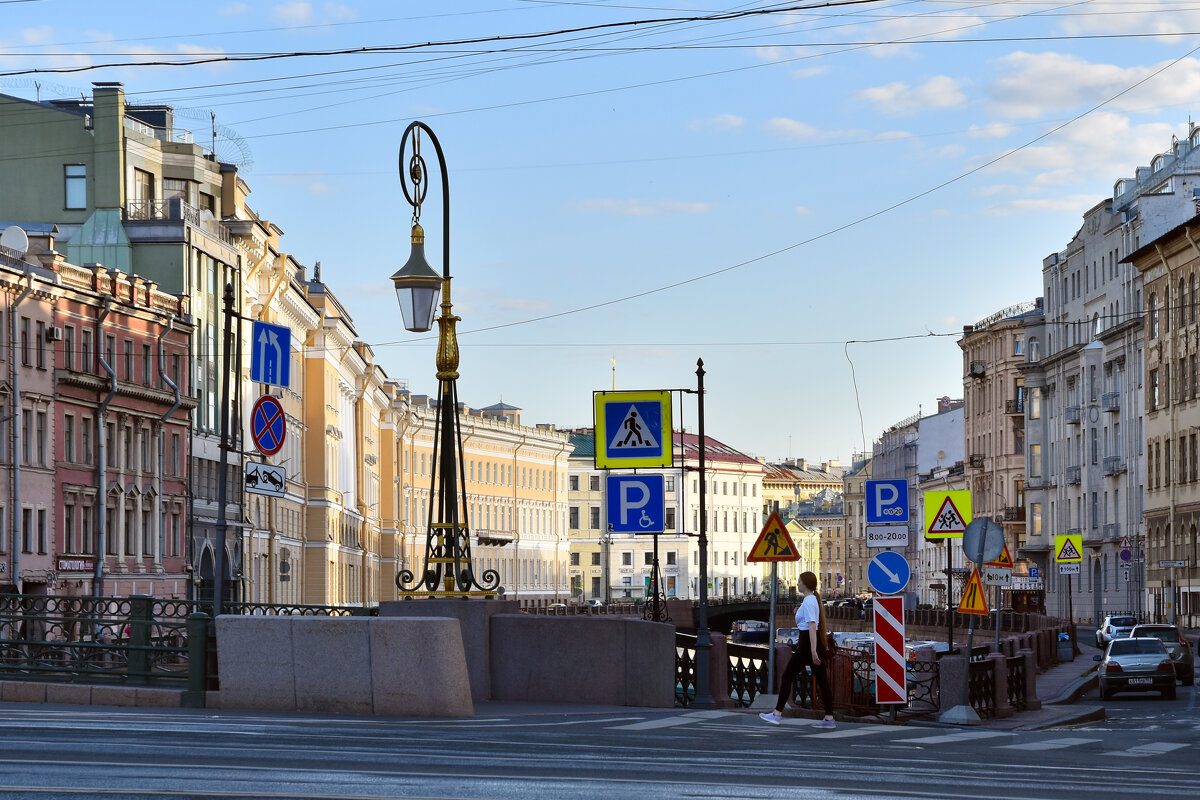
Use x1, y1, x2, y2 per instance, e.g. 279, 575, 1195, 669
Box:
391, 121, 500, 598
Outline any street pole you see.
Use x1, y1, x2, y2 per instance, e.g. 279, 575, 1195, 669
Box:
213, 282, 235, 619
767, 561, 778, 690
691, 358, 715, 708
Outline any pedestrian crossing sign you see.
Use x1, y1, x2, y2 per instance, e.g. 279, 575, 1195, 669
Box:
593, 390, 672, 468
957, 567, 990, 616
923, 490, 971, 539
747, 512, 800, 562
986, 542, 1014, 569
1054, 533, 1083, 563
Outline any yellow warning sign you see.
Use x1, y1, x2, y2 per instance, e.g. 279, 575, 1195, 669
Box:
924, 490, 971, 539
1054, 533, 1083, 563
987, 542, 1014, 569
957, 567, 990, 616
747, 511, 800, 562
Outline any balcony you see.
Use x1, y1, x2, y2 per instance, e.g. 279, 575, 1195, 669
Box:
1065, 406, 1082, 424
1066, 465, 1081, 485
1103, 456, 1126, 476
1005, 398, 1024, 415
124, 198, 234, 246
1025, 476, 1054, 489
1103, 523, 1121, 542
1067, 527, 1082, 538
969, 453, 985, 468
1004, 506, 1026, 522
1102, 392, 1120, 413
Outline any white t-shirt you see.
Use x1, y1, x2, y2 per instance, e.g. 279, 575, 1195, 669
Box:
794, 594, 820, 629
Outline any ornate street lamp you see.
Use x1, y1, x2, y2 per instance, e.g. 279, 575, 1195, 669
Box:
392, 121, 500, 598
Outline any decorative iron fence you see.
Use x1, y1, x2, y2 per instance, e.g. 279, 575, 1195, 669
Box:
1006, 655, 1027, 711
726, 641, 768, 707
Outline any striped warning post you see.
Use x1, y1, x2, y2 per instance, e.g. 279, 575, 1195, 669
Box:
873, 596, 907, 705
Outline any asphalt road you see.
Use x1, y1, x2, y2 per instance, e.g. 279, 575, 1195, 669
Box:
0, 696, 1194, 800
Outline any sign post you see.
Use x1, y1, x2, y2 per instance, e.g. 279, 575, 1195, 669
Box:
747, 511, 800, 692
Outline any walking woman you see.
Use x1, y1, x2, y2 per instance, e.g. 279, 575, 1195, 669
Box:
759, 571, 836, 728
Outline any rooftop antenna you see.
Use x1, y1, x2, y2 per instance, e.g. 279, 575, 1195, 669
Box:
211, 111, 217, 159
34, 81, 40, 102
611, 355, 615, 390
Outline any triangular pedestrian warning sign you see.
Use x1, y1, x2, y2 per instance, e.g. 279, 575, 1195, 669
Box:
1056, 536, 1082, 562
608, 404, 660, 451
957, 567, 990, 616
987, 542, 1013, 569
747, 511, 800, 562
928, 495, 967, 535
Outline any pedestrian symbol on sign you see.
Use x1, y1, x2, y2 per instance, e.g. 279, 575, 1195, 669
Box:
611, 406, 659, 451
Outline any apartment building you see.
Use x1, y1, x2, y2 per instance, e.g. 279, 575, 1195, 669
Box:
841, 455, 873, 598
1022, 127, 1200, 622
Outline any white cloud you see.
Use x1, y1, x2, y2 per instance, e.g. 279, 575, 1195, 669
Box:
178, 44, 226, 58
764, 118, 864, 140
930, 209, 951, 217
987, 53, 1200, 119
574, 199, 713, 217
981, 195, 1106, 216
855, 12, 988, 58
272, 2, 312, 26
937, 144, 967, 159
967, 123, 1017, 139
790, 66, 829, 79
794, 206, 811, 216
1056, 2, 1200, 36
855, 76, 969, 115
688, 114, 744, 131
219, 2, 250, 15
21, 26, 53, 45
973, 185, 1018, 197
323, 3, 357, 22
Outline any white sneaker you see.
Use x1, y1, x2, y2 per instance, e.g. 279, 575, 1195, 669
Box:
812, 718, 837, 729
758, 711, 783, 725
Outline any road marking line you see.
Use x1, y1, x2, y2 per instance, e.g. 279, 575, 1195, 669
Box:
901, 731, 1010, 745
1002, 737, 1099, 750
806, 725, 897, 739
1106, 741, 1189, 757
610, 711, 735, 730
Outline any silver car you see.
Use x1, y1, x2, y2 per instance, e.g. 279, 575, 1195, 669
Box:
1130, 624, 1195, 685
1095, 637, 1177, 700
1095, 614, 1137, 647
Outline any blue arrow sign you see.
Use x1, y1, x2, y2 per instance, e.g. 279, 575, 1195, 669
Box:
867, 550, 911, 595
606, 474, 665, 533
251, 320, 291, 388
865, 479, 909, 524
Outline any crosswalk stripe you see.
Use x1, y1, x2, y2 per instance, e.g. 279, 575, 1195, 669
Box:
1107, 741, 1189, 757
610, 711, 735, 730
901, 730, 1010, 745
807, 725, 897, 739
1002, 737, 1100, 750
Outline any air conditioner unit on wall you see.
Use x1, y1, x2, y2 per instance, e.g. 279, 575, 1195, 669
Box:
46, 326, 63, 342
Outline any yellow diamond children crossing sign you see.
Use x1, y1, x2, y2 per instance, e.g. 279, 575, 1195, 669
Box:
747, 511, 800, 562
924, 490, 971, 539
1054, 533, 1083, 563
594, 391, 672, 469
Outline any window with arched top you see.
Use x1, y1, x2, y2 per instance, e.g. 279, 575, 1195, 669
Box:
1193, 128, 1200, 148
1028, 337, 1040, 361
1114, 179, 1128, 200
1150, 293, 1159, 337
1093, 312, 1101, 337
1153, 155, 1165, 173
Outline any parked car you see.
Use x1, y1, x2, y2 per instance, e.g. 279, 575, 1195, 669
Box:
1094, 637, 1177, 700
775, 627, 799, 646
1095, 614, 1137, 647
1130, 624, 1194, 685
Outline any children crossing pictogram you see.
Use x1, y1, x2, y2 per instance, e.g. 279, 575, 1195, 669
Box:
957, 567, 990, 615
987, 542, 1014, 569
927, 495, 967, 536
1055, 535, 1082, 562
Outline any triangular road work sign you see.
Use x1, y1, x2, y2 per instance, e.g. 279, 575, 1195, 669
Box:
986, 542, 1014, 569
747, 511, 800, 562
928, 495, 967, 535
957, 567, 990, 616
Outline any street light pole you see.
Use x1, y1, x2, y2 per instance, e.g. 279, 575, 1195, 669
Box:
391, 121, 500, 598
691, 358, 716, 708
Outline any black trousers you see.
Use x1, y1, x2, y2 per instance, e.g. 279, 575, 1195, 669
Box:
775, 630, 833, 716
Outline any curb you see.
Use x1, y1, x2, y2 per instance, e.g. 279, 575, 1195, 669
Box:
1014, 704, 1106, 731
1046, 673, 1098, 705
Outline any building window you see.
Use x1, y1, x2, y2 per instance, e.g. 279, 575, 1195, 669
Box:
82, 418, 92, 465
1150, 369, 1160, 409
123, 340, 133, 382
644, 551, 654, 566
62, 325, 75, 370
590, 475, 600, 491
570, 552, 580, 566
64, 164, 86, 209
1030, 444, 1043, 478
569, 475, 579, 491
142, 343, 152, 386
590, 507, 600, 529
35, 322, 45, 369
1150, 294, 1159, 338
64, 414, 75, 462
81, 328, 92, 372
569, 506, 580, 529
666, 551, 677, 566
64, 504, 76, 554
19, 317, 29, 365
621, 551, 632, 567
591, 552, 600, 566
665, 507, 676, 530
22, 508, 33, 553
37, 509, 46, 554
35, 411, 45, 466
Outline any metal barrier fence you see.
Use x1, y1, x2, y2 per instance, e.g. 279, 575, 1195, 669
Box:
0, 594, 375, 693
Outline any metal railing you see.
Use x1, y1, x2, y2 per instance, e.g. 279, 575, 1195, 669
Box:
1065, 406, 1082, 424
1102, 392, 1120, 412
1066, 465, 1081, 485
1006, 655, 1027, 711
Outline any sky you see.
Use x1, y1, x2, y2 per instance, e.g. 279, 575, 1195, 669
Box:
1, 0, 1198, 466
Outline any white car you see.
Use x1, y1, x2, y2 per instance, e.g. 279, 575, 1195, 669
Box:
1095, 614, 1137, 647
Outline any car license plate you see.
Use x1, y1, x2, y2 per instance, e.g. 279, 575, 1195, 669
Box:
1127, 677, 1153, 685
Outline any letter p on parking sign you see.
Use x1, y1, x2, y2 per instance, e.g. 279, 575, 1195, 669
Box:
865, 479, 909, 524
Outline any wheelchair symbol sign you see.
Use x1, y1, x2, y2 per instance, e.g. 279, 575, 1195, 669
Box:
606, 475, 665, 533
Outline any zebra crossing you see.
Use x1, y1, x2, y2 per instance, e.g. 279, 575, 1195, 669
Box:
608, 711, 1196, 757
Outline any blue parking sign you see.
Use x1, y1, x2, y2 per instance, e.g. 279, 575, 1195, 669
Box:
606, 475, 665, 533
865, 479, 909, 524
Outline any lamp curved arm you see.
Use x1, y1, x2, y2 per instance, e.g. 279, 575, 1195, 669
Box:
399, 121, 451, 281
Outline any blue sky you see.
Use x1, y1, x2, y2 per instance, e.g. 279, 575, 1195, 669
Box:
2, 1, 1197, 464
